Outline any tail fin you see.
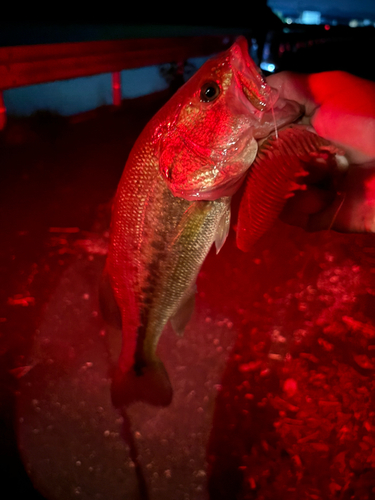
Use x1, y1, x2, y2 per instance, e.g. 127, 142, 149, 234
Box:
111, 359, 173, 408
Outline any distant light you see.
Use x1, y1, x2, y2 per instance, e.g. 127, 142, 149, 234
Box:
273, 10, 284, 22
324, 24, 330, 30
301, 11, 321, 25
349, 19, 359, 27
286, 17, 293, 24
363, 19, 371, 26
260, 62, 276, 73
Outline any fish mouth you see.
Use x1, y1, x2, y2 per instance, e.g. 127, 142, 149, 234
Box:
230, 37, 276, 113
231, 37, 303, 137
254, 97, 304, 140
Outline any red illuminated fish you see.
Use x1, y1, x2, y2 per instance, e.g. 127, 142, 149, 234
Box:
101, 37, 301, 407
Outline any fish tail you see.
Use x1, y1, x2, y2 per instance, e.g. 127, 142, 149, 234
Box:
111, 358, 173, 408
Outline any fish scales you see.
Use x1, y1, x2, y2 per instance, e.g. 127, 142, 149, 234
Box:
102, 37, 302, 406
105, 130, 230, 405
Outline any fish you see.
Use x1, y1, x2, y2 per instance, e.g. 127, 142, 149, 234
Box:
100, 36, 302, 407
236, 125, 344, 251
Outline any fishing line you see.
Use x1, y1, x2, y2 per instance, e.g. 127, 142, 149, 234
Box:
271, 104, 279, 140
297, 192, 346, 280
327, 192, 346, 231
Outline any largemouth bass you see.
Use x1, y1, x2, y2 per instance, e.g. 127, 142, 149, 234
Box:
101, 37, 301, 407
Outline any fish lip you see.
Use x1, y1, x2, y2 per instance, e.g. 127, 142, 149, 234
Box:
231, 36, 274, 113
253, 97, 304, 140
231, 37, 302, 130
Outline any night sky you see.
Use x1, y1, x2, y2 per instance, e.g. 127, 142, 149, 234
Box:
5, 1, 375, 29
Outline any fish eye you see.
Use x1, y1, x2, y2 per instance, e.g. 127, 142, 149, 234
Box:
200, 81, 220, 102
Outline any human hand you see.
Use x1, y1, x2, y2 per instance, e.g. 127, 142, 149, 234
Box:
266, 71, 375, 232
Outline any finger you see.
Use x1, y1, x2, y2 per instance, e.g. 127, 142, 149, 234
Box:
266, 72, 318, 117
309, 71, 375, 162
268, 71, 375, 163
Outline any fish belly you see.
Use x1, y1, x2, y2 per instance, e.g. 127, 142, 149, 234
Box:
103, 138, 230, 405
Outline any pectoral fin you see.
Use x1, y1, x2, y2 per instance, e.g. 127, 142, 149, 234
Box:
215, 204, 231, 254
170, 286, 196, 336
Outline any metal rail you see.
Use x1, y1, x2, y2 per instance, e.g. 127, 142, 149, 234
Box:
0, 35, 236, 129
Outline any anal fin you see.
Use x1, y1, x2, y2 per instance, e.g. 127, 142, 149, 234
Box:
170, 286, 196, 336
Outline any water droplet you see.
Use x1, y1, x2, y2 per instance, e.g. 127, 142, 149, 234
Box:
76, 461, 82, 467
103, 430, 110, 437
196, 470, 206, 478
268, 353, 283, 361
164, 469, 172, 478
283, 378, 298, 397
